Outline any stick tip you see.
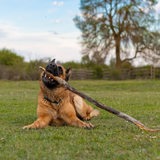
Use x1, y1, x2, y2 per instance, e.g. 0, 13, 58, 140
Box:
39, 66, 45, 71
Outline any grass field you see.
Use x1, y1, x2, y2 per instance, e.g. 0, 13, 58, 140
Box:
0, 80, 160, 160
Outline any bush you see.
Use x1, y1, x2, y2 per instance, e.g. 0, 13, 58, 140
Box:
109, 69, 122, 80
0, 48, 24, 66
25, 60, 47, 80
93, 66, 104, 79
0, 49, 47, 80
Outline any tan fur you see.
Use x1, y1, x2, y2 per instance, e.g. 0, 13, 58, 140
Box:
23, 65, 99, 129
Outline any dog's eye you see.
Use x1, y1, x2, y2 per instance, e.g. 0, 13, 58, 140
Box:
58, 66, 63, 75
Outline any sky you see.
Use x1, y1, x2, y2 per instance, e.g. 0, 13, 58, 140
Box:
0, 0, 160, 63
0, 0, 81, 62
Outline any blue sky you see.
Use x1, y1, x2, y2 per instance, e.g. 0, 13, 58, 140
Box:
0, 0, 81, 62
0, 0, 160, 63
0, 0, 79, 32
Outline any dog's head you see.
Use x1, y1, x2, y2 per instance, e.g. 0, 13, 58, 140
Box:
42, 59, 71, 89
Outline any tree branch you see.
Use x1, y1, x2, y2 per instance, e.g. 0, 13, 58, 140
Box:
39, 66, 160, 132
122, 49, 138, 62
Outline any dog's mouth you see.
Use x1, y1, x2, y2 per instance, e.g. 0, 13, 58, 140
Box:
42, 72, 59, 89
42, 59, 61, 89
43, 72, 54, 82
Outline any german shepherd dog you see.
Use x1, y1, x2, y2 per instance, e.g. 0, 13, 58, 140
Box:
23, 59, 99, 129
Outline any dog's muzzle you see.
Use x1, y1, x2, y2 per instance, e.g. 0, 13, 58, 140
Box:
42, 59, 62, 89
46, 59, 60, 76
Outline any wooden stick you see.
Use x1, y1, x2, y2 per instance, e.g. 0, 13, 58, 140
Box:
39, 66, 160, 132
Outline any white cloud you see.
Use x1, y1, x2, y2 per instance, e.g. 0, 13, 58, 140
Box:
0, 22, 81, 62
0, 23, 18, 39
52, 1, 64, 7
50, 19, 61, 24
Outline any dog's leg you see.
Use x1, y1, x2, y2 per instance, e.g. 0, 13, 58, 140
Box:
73, 95, 99, 121
23, 116, 51, 129
60, 103, 94, 129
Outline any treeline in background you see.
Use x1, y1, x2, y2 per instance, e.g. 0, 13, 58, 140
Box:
0, 48, 160, 80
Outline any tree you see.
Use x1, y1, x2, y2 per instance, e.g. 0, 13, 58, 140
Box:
74, 0, 160, 68
0, 48, 24, 66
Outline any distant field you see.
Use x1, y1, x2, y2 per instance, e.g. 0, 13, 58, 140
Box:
0, 80, 160, 160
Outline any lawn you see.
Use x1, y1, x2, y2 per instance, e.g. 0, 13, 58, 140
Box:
0, 80, 160, 160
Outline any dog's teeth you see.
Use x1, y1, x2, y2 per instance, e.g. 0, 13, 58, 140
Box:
44, 74, 47, 77
49, 76, 51, 79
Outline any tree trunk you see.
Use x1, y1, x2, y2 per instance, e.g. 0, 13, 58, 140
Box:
115, 36, 122, 69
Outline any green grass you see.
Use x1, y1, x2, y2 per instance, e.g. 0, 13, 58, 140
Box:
0, 80, 160, 160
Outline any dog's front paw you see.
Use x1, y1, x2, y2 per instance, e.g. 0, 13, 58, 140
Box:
83, 122, 94, 129
22, 122, 40, 129
22, 124, 35, 129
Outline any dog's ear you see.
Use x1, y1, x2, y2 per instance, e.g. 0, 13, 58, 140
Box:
65, 68, 72, 81
51, 59, 56, 64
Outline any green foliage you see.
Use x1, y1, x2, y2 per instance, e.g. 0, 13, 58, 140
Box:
25, 60, 47, 80
121, 61, 133, 69
0, 48, 159, 80
0, 49, 47, 80
109, 69, 122, 80
0, 48, 24, 66
0, 48, 25, 80
0, 80, 160, 159
93, 66, 104, 79
63, 61, 108, 79
62, 61, 83, 69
